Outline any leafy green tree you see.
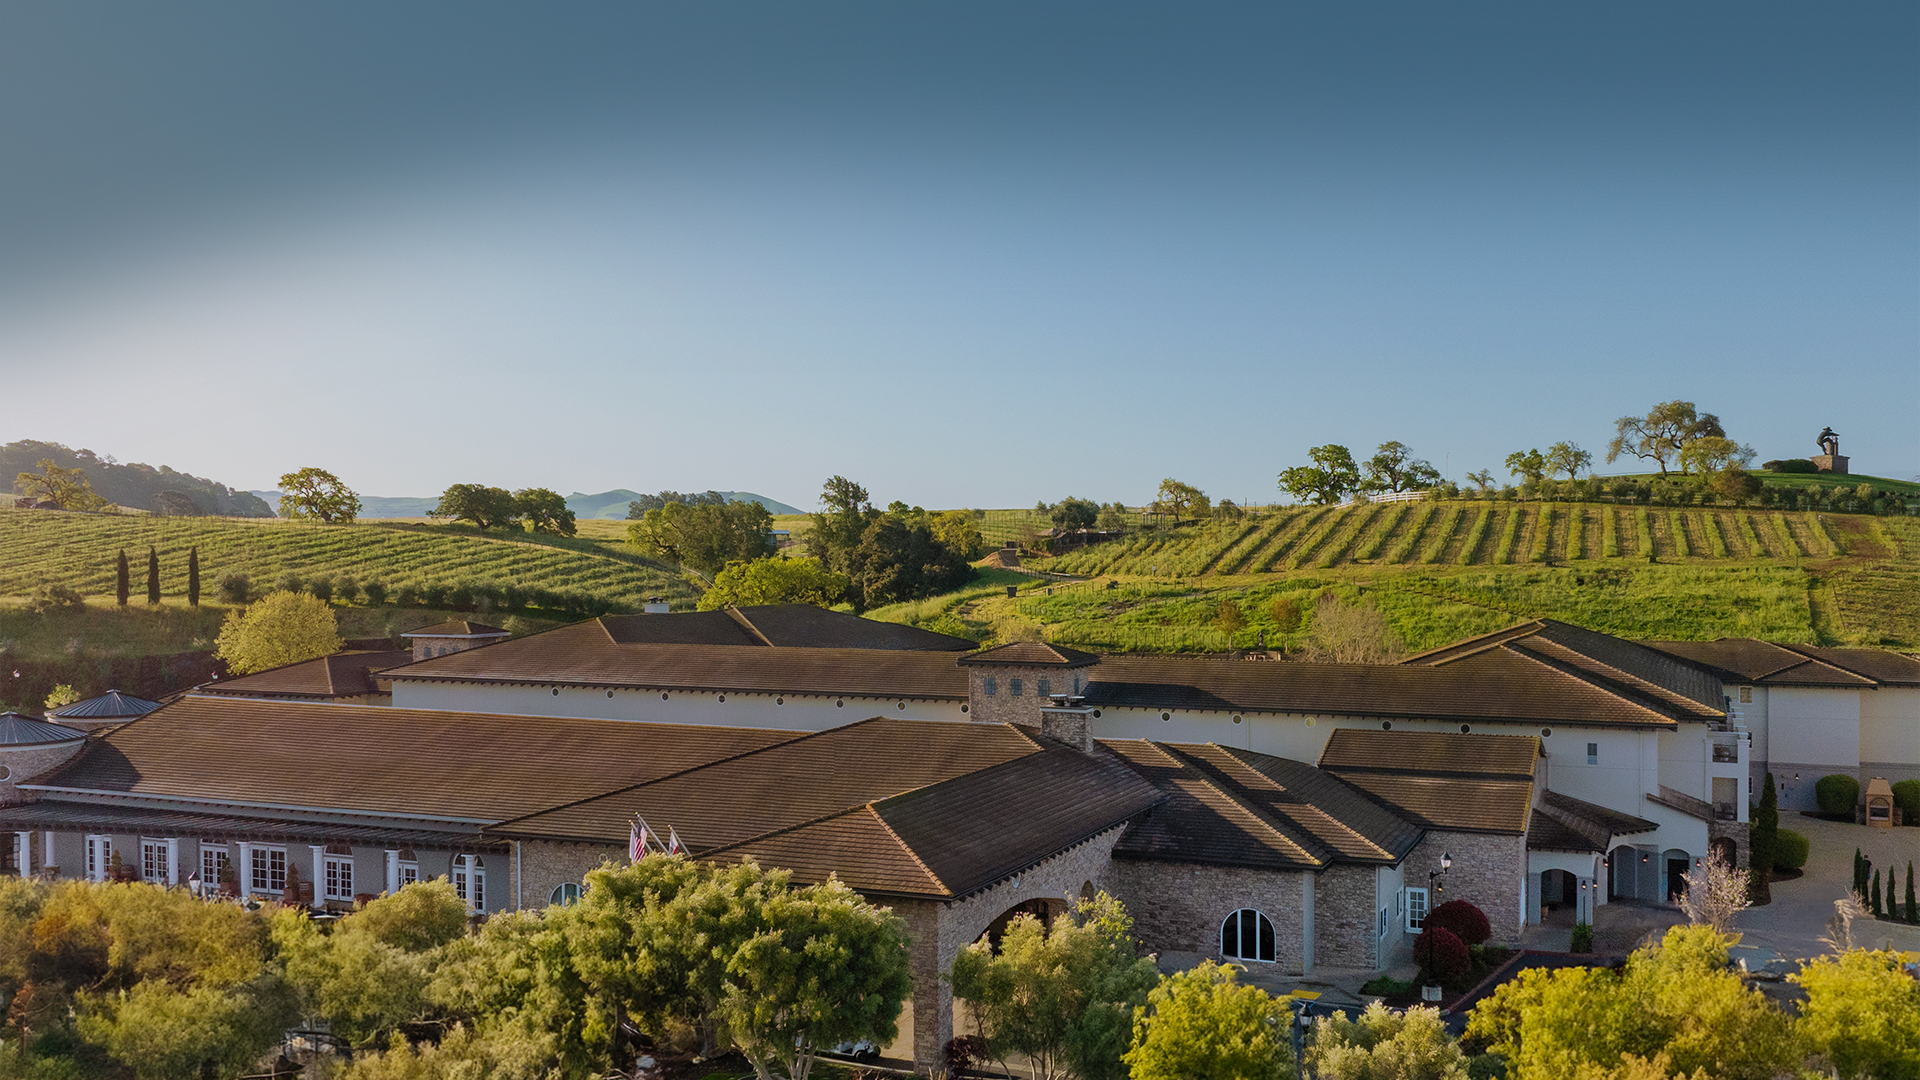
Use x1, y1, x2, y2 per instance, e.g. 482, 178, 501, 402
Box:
43, 683, 80, 709
273, 881, 470, 1049
1465, 926, 1791, 1080
187, 546, 200, 607
806, 476, 878, 573
1606, 402, 1723, 477
1153, 479, 1211, 522
1307, 1001, 1469, 1080
1095, 502, 1132, 532
278, 467, 361, 523
1362, 442, 1443, 493
13, 457, 107, 511
430, 484, 518, 530
337, 1024, 558, 1080
116, 548, 130, 606
1465, 469, 1495, 493
1504, 449, 1549, 487
76, 978, 297, 1080
930, 509, 986, 560
1051, 497, 1100, 531
847, 508, 973, 608
698, 556, 850, 610
1545, 442, 1592, 480
953, 892, 1163, 1080
1122, 961, 1287, 1080
1278, 446, 1361, 505
146, 545, 160, 604
214, 590, 343, 674
1792, 948, 1920, 1080
514, 487, 577, 536
628, 498, 774, 574
1676, 436, 1754, 477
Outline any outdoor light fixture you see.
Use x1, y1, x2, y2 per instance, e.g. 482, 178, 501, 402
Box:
1429, 852, 1452, 893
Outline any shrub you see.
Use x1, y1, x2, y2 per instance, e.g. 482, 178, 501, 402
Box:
335, 577, 360, 605
1570, 922, 1593, 953
1774, 829, 1810, 871
419, 582, 447, 608
1425, 900, 1492, 946
444, 581, 474, 612
1816, 774, 1860, 817
28, 583, 87, 614
217, 573, 251, 604
1765, 459, 1817, 473
361, 581, 388, 606
1269, 596, 1302, 632
1892, 780, 1920, 826
44, 684, 81, 709
275, 571, 303, 594
1413, 926, 1469, 985
307, 577, 334, 603
392, 582, 419, 607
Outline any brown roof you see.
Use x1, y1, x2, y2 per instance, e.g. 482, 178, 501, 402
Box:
491, 718, 1160, 899
1401, 620, 1724, 723
1103, 740, 1421, 872
403, 621, 510, 638
1084, 653, 1696, 729
385, 621, 970, 699
1639, 639, 1920, 688
200, 651, 413, 699
1534, 789, 1658, 852
959, 642, 1103, 667
1316, 729, 1537, 835
598, 606, 975, 651
27, 696, 800, 823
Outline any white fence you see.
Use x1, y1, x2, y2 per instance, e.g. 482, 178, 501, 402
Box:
1352, 489, 1433, 505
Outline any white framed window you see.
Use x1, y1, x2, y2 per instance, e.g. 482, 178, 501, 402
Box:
452, 855, 486, 912
1405, 887, 1429, 932
549, 882, 582, 907
1378, 905, 1390, 939
398, 859, 419, 887
1739, 687, 1753, 704
324, 853, 355, 901
202, 844, 231, 889
1220, 908, 1276, 963
140, 838, 175, 885
250, 846, 287, 894
1587, 742, 1599, 765
85, 835, 112, 882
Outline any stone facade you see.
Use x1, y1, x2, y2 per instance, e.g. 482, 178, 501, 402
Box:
1708, 820, 1750, 870
965, 665, 1094, 729
1408, 832, 1527, 944
511, 839, 622, 910
1108, 857, 1310, 973
0, 740, 87, 805
1312, 864, 1380, 970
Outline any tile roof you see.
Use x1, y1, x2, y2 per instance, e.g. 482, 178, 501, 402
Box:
1103, 740, 1421, 871
0, 799, 502, 850
1316, 729, 1537, 835
1400, 620, 1724, 723
1535, 789, 1658, 852
1639, 639, 1920, 688
45, 689, 162, 720
384, 625, 971, 700
0, 712, 86, 746
958, 642, 1103, 667
402, 621, 510, 638
1083, 654, 1694, 728
200, 651, 413, 699
27, 696, 799, 823
597, 606, 976, 651
1525, 813, 1603, 853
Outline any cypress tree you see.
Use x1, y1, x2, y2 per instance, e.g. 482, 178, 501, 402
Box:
1907, 861, 1916, 924
146, 546, 160, 604
115, 549, 130, 607
187, 547, 200, 607
1749, 772, 1778, 904
1871, 868, 1883, 916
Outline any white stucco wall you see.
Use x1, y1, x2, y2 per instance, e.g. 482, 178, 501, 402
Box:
391, 679, 968, 730
1860, 687, 1920, 782
1767, 687, 1862, 771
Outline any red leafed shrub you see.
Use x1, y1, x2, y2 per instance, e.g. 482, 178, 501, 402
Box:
1414, 925, 1469, 984
1424, 899, 1491, 946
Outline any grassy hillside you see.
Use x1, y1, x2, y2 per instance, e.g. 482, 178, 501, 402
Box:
870, 501, 1920, 653
0, 509, 699, 612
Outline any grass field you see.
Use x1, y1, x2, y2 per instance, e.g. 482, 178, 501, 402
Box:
868, 501, 1920, 653
0, 509, 699, 612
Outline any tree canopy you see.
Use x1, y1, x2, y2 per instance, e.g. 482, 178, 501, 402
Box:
697, 556, 851, 610
14, 457, 108, 511
514, 487, 577, 536
214, 590, 344, 674
1361, 442, 1442, 493
1123, 961, 1290, 1080
1153, 479, 1210, 523
803, 478, 975, 609
1051, 496, 1100, 531
1545, 442, 1592, 480
277, 467, 361, 524
1278, 445, 1362, 505
431, 484, 519, 529
1606, 402, 1725, 477
628, 497, 774, 574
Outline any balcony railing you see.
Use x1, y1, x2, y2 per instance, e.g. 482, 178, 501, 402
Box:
1712, 743, 1741, 763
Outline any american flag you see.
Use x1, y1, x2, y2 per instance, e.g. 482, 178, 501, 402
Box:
629, 817, 653, 862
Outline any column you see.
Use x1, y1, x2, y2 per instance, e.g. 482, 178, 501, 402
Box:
236, 842, 253, 896
15, 832, 29, 878
385, 850, 400, 896
44, 831, 53, 874
165, 839, 179, 886
310, 846, 327, 909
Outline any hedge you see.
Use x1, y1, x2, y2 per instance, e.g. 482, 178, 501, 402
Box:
1893, 780, 1920, 826
1774, 829, 1810, 871
1816, 774, 1860, 817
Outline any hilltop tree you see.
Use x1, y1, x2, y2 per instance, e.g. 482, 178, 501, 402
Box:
1505, 448, 1549, 486
1465, 469, 1495, 492
431, 484, 518, 530
514, 488, 577, 536
629, 498, 774, 574
116, 548, 130, 606
1607, 402, 1724, 477
187, 547, 200, 607
1050, 497, 1100, 532
1153, 479, 1210, 523
1361, 441, 1442, 493
806, 476, 878, 573
930, 509, 986, 561
698, 557, 850, 610
13, 458, 107, 511
145, 546, 160, 604
278, 467, 361, 524
1278, 445, 1362, 505
214, 591, 344, 674
1545, 441, 1592, 480
1676, 436, 1755, 477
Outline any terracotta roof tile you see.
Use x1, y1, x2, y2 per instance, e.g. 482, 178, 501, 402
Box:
200, 651, 412, 699
1317, 729, 1537, 834
959, 642, 1103, 667
403, 621, 510, 638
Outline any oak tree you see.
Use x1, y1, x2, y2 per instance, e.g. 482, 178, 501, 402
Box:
278, 467, 361, 523
431, 484, 519, 530
1278, 446, 1362, 505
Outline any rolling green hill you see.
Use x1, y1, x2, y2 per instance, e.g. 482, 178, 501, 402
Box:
0, 509, 699, 613
869, 501, 1920, 653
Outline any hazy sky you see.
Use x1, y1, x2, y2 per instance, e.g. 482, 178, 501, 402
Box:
0, 2, 1913, 509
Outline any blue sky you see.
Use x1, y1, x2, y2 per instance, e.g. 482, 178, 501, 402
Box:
0, 2, 1912, 509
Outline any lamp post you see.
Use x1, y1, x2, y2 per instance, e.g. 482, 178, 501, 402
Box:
1429, 851, 1453, 895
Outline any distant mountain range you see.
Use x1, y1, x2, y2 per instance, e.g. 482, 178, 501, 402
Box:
246, 489, 803, 519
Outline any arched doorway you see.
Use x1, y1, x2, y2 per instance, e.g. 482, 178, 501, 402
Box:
978, 896, 1066, 952
1539, 869, 1579, 926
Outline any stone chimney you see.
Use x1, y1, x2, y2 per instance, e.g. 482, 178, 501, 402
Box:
402, 621, 512, 662
643, 596, 671, 614
1040, 694, 1096, 752
956, 642, 1101, 730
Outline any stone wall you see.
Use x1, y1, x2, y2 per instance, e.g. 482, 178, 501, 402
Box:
1108, 857, 1310, 973
1407, 832, 1526, 944
965, 665, 1094, 729
512, 840, 622, 910
1312, 864, 1380, 970
0, 741, 87, 804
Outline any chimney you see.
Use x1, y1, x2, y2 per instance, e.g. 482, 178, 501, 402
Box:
643, 596, 670, 614
1040, 693, 1096, 753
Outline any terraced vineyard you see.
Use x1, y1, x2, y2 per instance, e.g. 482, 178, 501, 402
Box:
0, 510, 698, 610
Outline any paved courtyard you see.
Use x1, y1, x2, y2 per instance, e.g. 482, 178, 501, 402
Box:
1732, 813, 1920, 963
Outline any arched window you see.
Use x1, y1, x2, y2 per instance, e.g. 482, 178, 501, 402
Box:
549, 882, 582, 907
1221, 908, 1276, 963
